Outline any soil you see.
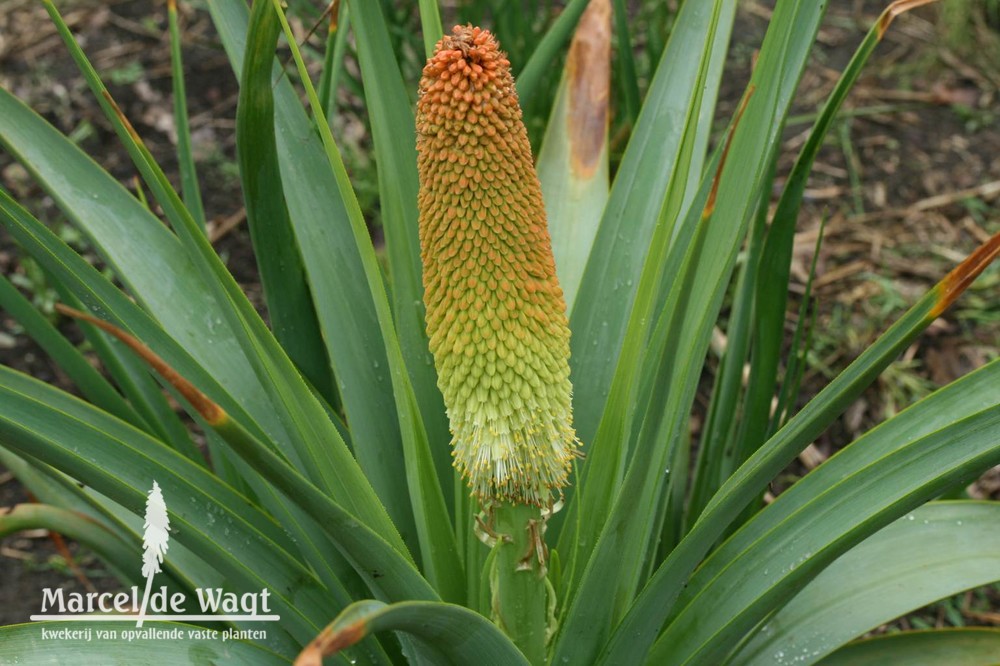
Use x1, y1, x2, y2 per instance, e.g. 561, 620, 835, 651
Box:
1, 0, 998, 634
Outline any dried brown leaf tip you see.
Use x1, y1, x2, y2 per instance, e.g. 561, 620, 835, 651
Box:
566, 0, 611, 178
878, 0, 940, 39
293, 620, 366, 666
416, 26, 579, 506
930, 231, 1000, 320
56, 304, 226, 426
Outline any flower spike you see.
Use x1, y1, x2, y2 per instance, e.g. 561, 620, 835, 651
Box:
416, 25, 579, 506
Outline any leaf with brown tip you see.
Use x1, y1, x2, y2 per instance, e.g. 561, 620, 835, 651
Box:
878, 0, 940, 39
537, 0, 612, 314
56, 304, 227, 426
930, 230, 1000, 320
295, 600, 528, 666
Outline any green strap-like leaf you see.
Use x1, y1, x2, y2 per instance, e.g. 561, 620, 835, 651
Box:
601, 225, 1000, 664
267, 0, 463, 603
736, 501, 1000, 665
0, 367, 328, 653
0, 448, 211, 601
552, 0, 736, 564
417, 0, 443, 58
42, 302, 437, 614
221, 34, 384, 617
347, 0, 454, 515
0, 80, 297, 479
610, 0, 639, 125
684, 357, 1000, 611
39, 0, 410, 562
737, 0, 923, 476
554, 0, 829, 658
551, 7, 744, 663
672, 355, 1000, 662
536, 0, 611, 315
53, 286, 202, 465
553, 141, 724, 664
687, 179, 770, 525
208, 406, 440, 606
816, 629, 1000, 666
167, 0, 206, 230
566, 0, 735, 449
237, 0, 335, 410
0, 621, 289, 665
318, 1, 348, 122
515, 0, 590, 107
0, 503, 138, 586
0, 188, 360, 629
0, 273, 139, 430
298, 600, 529, 666
649, 395, 1000, 662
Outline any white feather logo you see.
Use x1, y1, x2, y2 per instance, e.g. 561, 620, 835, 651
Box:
136, 481, 170, 627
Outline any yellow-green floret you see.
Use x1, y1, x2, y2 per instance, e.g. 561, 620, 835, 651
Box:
416, 25, 579, 507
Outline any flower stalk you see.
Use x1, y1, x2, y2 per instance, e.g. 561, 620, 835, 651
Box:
491, 502, 549, 665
